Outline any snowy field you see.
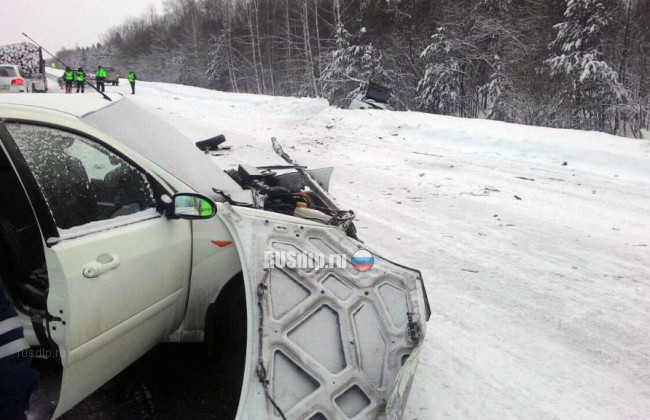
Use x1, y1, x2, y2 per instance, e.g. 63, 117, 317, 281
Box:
48, 73, 650, 419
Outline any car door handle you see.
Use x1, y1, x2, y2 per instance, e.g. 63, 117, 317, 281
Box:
83, 254, 120, 278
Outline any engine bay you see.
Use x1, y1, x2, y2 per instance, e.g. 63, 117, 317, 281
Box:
224, 164, 358, 239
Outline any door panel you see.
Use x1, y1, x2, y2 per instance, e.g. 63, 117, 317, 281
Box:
0, 122, 193, 417
48, 217, 191, 351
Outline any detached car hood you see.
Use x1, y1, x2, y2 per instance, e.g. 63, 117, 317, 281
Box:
218, 203, 430, 419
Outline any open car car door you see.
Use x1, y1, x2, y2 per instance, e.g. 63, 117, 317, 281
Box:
217, 203, 430, 419
0, 121, 193, 418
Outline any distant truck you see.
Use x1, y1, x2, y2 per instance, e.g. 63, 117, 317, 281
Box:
105, 66, 120, 85
0, 42, 47, 92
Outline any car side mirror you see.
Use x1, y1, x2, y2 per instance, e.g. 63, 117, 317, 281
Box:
169, 193, 216, 219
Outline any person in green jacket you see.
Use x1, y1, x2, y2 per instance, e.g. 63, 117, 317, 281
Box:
128, 70, 136, 94
63, 66, 74, 93
75, 67, 85, 93
95, 65, 107, 92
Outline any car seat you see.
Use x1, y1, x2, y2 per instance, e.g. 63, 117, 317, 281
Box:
0, 151, 48, 311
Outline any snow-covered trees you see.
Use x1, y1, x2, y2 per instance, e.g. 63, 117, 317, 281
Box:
49, 0, 649, 137
416, 28, 463, 114
321, 25, 389, 107
546, 0, 626, 132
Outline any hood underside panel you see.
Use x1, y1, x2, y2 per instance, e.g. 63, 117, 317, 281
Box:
219, 205, 428, 419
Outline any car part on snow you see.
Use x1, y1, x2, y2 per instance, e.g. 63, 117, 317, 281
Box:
196, 134, 226, 152
348, 81, 394, 111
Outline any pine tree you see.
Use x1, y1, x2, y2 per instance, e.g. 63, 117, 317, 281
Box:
416, 27, 464, 114
546, 0, 625, 132
321, 25, 389, 107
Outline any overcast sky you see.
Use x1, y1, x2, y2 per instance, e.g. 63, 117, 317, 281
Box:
0, 0, 166, 53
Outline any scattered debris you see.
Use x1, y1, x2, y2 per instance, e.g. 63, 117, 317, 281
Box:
514, 195, 522, 200
413, 151, 444, 158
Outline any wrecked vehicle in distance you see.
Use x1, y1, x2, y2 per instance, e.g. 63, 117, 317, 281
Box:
0, 93, 429, 419
348, 81, 394, 111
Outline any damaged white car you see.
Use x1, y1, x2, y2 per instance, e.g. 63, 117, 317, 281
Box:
0, 94, 430, 419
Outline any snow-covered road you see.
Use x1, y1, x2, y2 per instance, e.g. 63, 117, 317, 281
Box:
51, 75, 650, 419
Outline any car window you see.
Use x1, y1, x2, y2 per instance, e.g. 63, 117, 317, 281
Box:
6, 123, 156, 231
0, 67, 17, 77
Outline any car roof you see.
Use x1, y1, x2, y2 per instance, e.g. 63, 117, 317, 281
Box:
0, 94, 244, 198
0, 92, 119, 118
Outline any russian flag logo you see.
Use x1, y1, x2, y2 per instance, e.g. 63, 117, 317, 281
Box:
351, 250, 374, 272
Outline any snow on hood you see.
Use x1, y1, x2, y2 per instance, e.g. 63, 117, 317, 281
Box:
81, 98, 242, 199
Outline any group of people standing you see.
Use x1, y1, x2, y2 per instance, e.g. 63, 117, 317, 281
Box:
61, 66, 137, 94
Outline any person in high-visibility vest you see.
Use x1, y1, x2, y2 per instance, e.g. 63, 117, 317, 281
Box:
75, 67, 86, 93
128, 70, 137, 95
95, 65, 107, 92
63, 67, 74, 94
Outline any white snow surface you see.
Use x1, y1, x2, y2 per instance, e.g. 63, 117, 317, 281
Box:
51, 80, 650, 418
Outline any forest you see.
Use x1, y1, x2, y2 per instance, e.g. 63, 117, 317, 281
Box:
56, 0, 650, 138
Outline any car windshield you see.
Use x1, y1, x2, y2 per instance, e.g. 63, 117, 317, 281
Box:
0, 66, 18, 77
82, 99, 242, 200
